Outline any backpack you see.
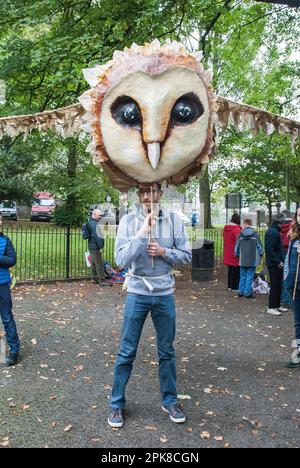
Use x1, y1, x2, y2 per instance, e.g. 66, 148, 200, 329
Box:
82, 222, 91, 240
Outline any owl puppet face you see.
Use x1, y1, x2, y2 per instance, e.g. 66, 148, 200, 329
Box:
80, 40, 218, 190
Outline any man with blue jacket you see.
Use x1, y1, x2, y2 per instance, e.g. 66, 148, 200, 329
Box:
108, 183, 192, 428
235, 219, 264, 299
0, 215, 19, 366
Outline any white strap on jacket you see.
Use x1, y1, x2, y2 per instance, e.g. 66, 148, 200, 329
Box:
122, 269, 171, 292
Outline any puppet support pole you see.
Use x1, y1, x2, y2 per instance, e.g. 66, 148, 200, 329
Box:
149, 186, 154, 268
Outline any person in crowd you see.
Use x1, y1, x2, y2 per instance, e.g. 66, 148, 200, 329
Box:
0, 214, 20, 366
265, 213, 287, 316
191, 212, 198, 229
223, 213, 242, 291
88, 209, 107, 286
235, 219, 264, 299
280, 217, 293, 308
284, 208, 300, 368
107, 183, 191, 428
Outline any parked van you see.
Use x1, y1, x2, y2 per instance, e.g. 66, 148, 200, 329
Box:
0, 201, 17, 220
31, 192, 56, 222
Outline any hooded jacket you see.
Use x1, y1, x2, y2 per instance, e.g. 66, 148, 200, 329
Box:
0, 233, 16, 285
235, 227, 264, 268
223, 223, 242, 267
280, 222, 292, 251
115, 205, 192, 296
265, 223, 285, 267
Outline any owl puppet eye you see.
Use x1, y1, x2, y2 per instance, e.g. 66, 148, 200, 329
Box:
171, 93, 204, 127
111, 96, 142, 128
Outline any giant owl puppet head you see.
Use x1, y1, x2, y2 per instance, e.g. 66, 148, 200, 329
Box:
79, 39, 218, 191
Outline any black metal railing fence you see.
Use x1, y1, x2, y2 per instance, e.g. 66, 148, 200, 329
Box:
2, 224, 266, 283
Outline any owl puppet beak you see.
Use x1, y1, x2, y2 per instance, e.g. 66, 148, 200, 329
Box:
147, 142, 161, 170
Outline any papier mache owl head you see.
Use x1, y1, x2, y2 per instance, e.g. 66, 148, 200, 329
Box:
79, 39, 218, 191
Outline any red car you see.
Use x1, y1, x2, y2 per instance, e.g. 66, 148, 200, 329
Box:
31, 192, 56, 222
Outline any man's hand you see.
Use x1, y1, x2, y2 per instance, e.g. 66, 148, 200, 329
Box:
297, 244, 300, 255
139, 213, 157, 236
147, 240, 166, 257
278, 262, 284, 269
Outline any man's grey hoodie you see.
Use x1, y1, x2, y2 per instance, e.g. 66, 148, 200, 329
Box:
235, 227, 264, 268
115, 206, 192, 296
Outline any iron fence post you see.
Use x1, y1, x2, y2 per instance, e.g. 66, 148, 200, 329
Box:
66, 227, 71, 279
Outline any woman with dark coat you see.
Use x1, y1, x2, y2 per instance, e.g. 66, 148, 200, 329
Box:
265, 213, 286, 316
223, 213, 242, 291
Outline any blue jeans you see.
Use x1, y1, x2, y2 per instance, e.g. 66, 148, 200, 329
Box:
288, 289, 300, 345
110, 293, 177, 409
0, 284, 20, 354
238, 267, 256, 297
281, 284, 291, 306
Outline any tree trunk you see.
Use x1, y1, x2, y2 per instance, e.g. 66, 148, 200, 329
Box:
199, 167, 212, 229
295, 185, 300, 207
267, 199, 273, 225
286, 156, 291, 211
66, 138, 78, 211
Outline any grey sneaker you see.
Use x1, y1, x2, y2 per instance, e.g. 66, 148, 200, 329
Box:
162, 404, 186, 423
108, 408, 124, 428
286, 347, 300, 368
6, 353, 19, 367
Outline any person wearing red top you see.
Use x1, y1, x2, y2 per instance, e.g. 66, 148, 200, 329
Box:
280, 219, 292, 251
223, 213, 242, 291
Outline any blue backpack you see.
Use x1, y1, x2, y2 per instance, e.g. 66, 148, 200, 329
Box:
82, 223, 91, 240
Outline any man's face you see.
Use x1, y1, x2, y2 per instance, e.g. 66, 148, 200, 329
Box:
138, 186, 163, 211
93, 210, 101, 220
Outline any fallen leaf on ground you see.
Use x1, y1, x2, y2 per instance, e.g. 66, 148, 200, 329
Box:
204, 386, 234, 396
0, 437, 9, 447
177, 394, 191, 400
145, 425, 158, 431
64, 425, 73, 433
50, 421, 59, 428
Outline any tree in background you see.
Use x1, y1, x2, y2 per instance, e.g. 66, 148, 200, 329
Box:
0, 0, 190, 224
214, 129, 298, 222
0, 133, 54, 202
